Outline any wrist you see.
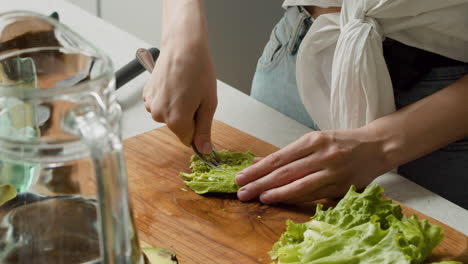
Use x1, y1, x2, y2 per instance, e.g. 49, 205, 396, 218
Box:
159, 41, 211, 71
161, 26, 209, 51
359, 119, 405, 171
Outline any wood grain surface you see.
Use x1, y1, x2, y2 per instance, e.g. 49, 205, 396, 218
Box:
123, 121, 468, 264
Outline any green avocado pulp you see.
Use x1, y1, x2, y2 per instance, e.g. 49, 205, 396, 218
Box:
180, 150, 255, 194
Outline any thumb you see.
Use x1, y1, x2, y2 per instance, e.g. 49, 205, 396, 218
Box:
193, 100, 216, 154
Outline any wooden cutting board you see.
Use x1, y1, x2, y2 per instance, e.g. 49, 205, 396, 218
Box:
123, 121, 468, 264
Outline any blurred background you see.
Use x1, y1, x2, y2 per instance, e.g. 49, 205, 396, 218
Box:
66, 0, 284, 94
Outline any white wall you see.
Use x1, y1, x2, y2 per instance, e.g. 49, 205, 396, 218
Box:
101, 0, 163, 47
66, 0, 99, 16
69, 0, 284, 94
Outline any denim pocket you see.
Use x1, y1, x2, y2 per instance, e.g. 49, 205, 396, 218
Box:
256, 17, 289, 72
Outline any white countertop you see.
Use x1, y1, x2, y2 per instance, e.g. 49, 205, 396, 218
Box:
2, 0, 468, 235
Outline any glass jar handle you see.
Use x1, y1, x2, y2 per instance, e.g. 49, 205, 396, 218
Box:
68, 109, 142, 264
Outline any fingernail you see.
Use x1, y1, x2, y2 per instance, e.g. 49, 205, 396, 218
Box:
237, 187, 250, 201
260, 193, 271, 204
235, 172, 245, 184
201, 142, 212, 154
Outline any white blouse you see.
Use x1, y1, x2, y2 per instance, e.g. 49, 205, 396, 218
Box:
282, 0, 468, 130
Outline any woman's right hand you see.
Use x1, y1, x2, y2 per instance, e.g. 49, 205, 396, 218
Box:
143, 45, 217, 154
144, 0, 217, 153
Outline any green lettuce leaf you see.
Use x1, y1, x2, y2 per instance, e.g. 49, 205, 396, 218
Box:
180, 150, 255, 194
312, 185, 402, 230
270, 184, 445, 264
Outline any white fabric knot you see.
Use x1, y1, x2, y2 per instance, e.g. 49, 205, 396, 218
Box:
295, 0, 468, 131
330, 12, 394, 129
363, 16, 384, 40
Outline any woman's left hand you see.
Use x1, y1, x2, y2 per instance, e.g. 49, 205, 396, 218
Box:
235, 127, 393, 204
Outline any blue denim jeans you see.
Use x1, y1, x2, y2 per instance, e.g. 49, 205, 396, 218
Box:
251, 7, 318, 130
251, 7, 468, 209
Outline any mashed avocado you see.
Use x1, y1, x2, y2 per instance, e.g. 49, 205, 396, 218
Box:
180, 150, 255, 194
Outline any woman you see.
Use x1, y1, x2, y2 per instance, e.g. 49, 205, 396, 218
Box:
143, 0, 468, 209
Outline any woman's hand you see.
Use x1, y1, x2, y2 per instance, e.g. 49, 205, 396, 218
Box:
143, 0, 217, 154
235, 127, 393, 204
143, 47, 217, 153
235, 73, 468, 204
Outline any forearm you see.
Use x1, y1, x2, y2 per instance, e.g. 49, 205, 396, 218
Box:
365, 74, 468, 169
161, 0, 209, 55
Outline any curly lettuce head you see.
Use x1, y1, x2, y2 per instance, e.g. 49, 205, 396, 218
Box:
270, 184, 445, 264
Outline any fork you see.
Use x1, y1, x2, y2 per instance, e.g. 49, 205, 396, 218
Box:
136, 48, 222, 169
191, 145, 221, 169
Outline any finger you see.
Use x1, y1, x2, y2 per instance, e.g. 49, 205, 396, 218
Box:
236, 135, 318, 186
257, 171, 331, 204
143, 88, 148, 102
143, 76, 160, 108
142, 82, 152, 102
282, 183, 344, 204
149, 95, 166, 123
144, 97, 152, 113
169, 116, 195, 146
143, 84, 158, 113
152, 101, 195, 146
237, 157, 318, 201
253, 157, 263, 163
193, 99, 217, 154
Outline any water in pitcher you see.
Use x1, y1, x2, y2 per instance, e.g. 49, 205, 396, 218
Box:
0, 55, 41, 192
0, 38, 102, 263
0, 196, 101, 264
0, 158, 141, 264
0, 11, 143, 263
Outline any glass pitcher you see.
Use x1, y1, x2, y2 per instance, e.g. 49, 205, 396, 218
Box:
0, 11, 143, 263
